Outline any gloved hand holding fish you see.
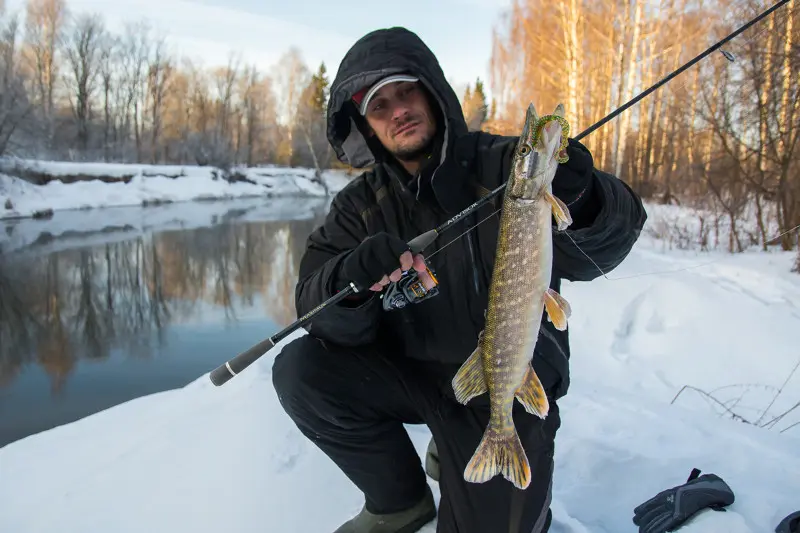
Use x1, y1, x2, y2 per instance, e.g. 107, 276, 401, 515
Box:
451, 102, 573, 491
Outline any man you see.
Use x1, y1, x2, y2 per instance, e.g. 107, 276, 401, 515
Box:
272, 27, 647, 533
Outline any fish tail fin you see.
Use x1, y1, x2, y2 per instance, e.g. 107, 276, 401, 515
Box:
464, 425, 531, 490
451, 343, 488, 405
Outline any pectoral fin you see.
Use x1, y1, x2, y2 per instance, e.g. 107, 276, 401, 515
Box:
544, 288, 571, 331
452, 344, 487, 405
545, 190, 572, 231
514, 364, 550, 418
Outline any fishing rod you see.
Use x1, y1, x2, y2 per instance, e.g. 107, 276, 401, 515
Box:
208, 0, 790, 387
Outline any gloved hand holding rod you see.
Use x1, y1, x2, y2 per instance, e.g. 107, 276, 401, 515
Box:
208, 188, 501, 386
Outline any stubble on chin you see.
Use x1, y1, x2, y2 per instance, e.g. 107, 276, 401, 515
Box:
392, 129, 434, 162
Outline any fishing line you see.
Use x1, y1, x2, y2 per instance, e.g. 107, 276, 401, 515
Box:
575, 0, 793, 139
656, 2, 800, 100
564, 222, 800, 282
425, 208, 501, 262
556, 1, 799, 282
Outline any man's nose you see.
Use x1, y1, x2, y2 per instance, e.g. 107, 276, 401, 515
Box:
390, 102, 411, 120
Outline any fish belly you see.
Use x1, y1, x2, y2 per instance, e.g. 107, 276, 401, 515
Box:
481, 195, 553, 426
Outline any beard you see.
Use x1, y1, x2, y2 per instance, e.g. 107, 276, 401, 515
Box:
390, 126, 435, 162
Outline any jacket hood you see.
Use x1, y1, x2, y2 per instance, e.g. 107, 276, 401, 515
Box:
327, 27, 468, 169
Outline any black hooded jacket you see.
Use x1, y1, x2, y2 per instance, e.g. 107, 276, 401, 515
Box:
293, 27, 647, 400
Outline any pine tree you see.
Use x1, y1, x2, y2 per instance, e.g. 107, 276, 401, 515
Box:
462, 77, 488, 131
291, 61, 331, 173
310, 62, 328, 113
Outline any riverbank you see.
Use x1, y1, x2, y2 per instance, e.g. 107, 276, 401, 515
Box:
0, 158, 353, 221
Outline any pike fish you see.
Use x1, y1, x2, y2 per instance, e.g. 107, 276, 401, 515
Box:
451, 102, 573, 491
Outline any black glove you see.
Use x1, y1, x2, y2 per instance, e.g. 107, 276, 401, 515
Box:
633, 469, 735, 533
552, 138, 593, 206
335, 232, 410, 292
776, 511, 800, 533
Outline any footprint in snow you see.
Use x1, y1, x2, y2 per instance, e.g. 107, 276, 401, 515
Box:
271, 430, 307, 474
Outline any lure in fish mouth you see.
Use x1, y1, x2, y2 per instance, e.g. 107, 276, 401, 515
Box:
451, 102, 572, 491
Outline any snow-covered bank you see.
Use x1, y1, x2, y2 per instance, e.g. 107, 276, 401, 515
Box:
1, 205, 798, 532
0, 196, 331, 255
0, 159, 353, 220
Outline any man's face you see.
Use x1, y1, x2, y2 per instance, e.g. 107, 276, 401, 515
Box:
362, 81, 437, 162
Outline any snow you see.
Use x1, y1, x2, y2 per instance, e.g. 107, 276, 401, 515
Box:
1, 188, 800, 533
0, 159, 354, 220
0, 195, 332, 255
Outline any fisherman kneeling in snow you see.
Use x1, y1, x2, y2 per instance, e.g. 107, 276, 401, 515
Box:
272, 27, 647, 533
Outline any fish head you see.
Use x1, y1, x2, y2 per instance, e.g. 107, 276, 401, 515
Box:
507, 103, 569, 201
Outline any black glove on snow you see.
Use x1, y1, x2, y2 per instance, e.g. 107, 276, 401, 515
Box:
632, 470, 735, 533
335, 232, 410, 292
776, 511, 800, 533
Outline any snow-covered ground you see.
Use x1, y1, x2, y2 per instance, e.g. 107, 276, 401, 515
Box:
1, 182, 799, 532
0, 159, 353, 220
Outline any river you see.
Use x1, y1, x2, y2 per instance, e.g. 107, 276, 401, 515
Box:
0, 197, 330, 449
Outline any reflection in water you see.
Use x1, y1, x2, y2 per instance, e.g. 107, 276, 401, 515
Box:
0, 210, 325, 447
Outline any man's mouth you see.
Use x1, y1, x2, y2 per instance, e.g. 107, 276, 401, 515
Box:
393, 121, 419, 137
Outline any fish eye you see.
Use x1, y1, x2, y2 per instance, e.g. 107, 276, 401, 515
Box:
518, 144, 531, 156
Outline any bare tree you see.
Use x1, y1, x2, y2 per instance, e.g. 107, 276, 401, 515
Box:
273, 47, 310, 164
0, 10, 32, 155
209, 52, 240, 167
238, 64, 277, 166
145, 33, 171, 163
23, 0, 66, 149
118, 20, 150, 162
96, 31, 116, 160
63, 12, 103, 153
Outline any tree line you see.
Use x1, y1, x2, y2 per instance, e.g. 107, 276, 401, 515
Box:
0, 0, 334, 171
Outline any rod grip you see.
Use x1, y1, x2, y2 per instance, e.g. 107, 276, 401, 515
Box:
408, 230, 437, 254
209, 337, 276, 386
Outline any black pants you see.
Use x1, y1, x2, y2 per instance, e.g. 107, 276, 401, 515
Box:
272, 335, 561, 533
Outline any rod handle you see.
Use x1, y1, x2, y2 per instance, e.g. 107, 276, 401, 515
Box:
408, 230, 438, 254
209, 337, 276, 386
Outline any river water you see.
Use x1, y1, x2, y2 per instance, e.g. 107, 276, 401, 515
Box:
0, 198, 329, 449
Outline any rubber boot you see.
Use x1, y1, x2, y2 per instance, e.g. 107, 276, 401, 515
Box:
424, 437, 439, 482
333, 484, 436, 533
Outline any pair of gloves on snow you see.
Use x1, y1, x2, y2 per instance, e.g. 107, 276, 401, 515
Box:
633, 468, 798, 533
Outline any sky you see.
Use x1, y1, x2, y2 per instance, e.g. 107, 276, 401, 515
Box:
5, 0, 513, 102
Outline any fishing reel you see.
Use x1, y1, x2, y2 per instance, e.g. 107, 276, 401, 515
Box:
381, 266, 440, 311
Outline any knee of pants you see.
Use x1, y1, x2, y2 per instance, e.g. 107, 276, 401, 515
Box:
272, 334, 325, 408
